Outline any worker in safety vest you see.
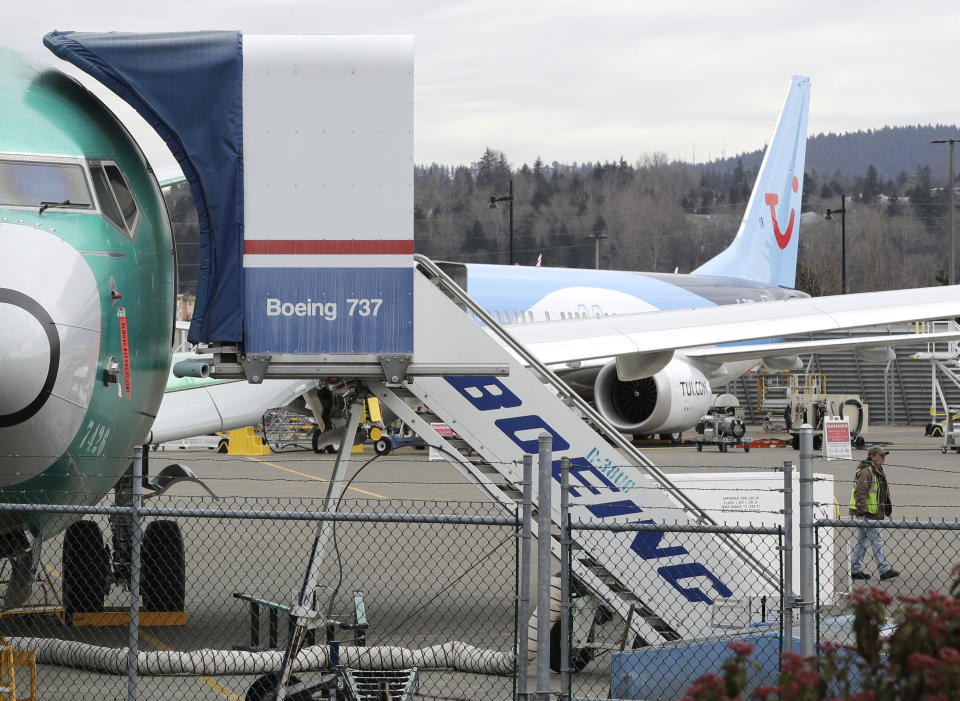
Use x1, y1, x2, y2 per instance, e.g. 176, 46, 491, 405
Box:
849, 446, 899, 581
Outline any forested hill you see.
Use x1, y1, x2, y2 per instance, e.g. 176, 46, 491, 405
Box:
164, 122, 960, 301
704, 124, 960, 181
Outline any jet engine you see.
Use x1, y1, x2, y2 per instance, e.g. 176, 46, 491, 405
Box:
593, 359, 713, 435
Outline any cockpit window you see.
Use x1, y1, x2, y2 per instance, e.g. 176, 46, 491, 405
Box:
0, 160, 92, 208
89, 161, 139, 238
104, 164, 138, 231
90, 166, 125, 232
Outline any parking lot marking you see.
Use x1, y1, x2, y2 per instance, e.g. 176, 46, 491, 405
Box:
141, 631, 243, 701
245, 457, 388, 499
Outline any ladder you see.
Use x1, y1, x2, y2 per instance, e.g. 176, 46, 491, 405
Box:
368, 257, 780, 644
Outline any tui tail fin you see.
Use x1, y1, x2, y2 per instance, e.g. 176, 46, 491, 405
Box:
692, 76, 810, 288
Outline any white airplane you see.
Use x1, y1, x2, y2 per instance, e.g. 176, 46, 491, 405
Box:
147, 75, 960, 452
422, 76, 960, 440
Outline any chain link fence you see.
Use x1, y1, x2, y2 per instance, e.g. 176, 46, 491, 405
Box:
4, 441, 960, 700
563, 521, 784, 701
816, 519, 960, 646
0, 494, 520, 700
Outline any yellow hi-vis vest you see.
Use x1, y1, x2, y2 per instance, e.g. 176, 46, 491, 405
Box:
849, 463, 879, 515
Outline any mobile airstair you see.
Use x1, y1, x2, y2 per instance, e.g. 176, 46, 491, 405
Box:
209, 256, 780, 647
368, 257, 780, 645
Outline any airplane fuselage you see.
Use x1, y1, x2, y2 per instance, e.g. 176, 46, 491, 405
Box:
452, 263, 807, 327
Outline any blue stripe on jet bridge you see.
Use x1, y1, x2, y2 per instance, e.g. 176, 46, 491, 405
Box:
462, 264, 713, 312
243, 268, 413, 354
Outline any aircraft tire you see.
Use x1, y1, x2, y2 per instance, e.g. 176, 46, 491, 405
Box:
245, 674, 310, 701
310, 428, 322, 454
142, 520, 185, 612
63, 520, 109, 616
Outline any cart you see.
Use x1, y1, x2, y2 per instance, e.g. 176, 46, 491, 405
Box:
942, 409, 960, 454
694, 395, 750, 453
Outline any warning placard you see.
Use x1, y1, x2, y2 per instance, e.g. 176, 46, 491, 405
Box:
824, 417, 852, 460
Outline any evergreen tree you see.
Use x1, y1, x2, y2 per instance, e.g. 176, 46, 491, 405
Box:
909, 164, 944, 231
795, 261, 823, 297
462, 219, 489, 253
861, 164, 881, 204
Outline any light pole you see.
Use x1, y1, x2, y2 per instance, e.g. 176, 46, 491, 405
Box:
587, 233, 607, 269
931, 138, 957, 285
825, 194, 847, 294
489, 179, 514, 265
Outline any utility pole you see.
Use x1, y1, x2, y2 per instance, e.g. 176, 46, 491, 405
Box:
932, 139, 957, 285
489, 180, 514, 265
587, 233, 607, 269
826, 194, 847, 293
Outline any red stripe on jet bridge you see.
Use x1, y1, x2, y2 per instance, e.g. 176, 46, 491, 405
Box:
243, 240, 414, 255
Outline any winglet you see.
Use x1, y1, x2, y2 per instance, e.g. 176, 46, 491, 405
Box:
692, 76, 810, 288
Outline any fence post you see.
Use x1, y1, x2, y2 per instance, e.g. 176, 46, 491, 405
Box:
782, 460, 794, 654
798, 425, 816, 657
560, 457, 570, 700
536, 433, 553, 701
127, 446, 144, 701
517, 454, 533, 701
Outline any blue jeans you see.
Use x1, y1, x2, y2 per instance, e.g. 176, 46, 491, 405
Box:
851, 523, 891, 574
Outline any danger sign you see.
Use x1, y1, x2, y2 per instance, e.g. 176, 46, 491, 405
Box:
824, 417, 852, 460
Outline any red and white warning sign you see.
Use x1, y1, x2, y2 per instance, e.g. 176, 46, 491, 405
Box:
823, 417, 852, 460
430, 422, 454, 438
428, 422, 455, 461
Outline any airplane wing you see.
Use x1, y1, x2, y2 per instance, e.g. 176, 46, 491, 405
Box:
683, 330, 960, 364
505, 284, 960, 367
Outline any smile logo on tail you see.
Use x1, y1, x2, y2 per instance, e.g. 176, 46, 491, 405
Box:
765, 176, 799, 250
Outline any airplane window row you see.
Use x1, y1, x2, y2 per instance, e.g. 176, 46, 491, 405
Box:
484, 308, 608, 325
0, 156, 138, 239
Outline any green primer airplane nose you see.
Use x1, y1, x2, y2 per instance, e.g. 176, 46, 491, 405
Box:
0, 224, 100, 484
0, 290, 55, 424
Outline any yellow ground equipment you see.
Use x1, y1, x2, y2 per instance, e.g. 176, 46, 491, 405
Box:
0, 638, 36, 701
0, 563, 64, 625
226, 426, 271, 455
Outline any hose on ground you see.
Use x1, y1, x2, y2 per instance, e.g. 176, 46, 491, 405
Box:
5, 637, 515, 676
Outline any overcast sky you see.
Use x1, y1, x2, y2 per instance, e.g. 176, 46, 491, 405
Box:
7, 1, 960, 174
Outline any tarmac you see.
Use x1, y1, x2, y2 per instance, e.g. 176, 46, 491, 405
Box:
4, 423, 958, 700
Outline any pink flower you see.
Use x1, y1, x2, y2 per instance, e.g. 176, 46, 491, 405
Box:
794, 667, 820, 686
683, 672, 726, 697
751, 685, 779, 699
848, 586, 892, 606
938, 647, 960, 664
907, 652, 939, 671
780, 651, 805, 672
728, 640, 755, 656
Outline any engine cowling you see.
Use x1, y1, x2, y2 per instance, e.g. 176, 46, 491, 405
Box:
593, 359, 713, 434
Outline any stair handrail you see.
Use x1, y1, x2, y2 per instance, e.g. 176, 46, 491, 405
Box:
413, 255, 778, 588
